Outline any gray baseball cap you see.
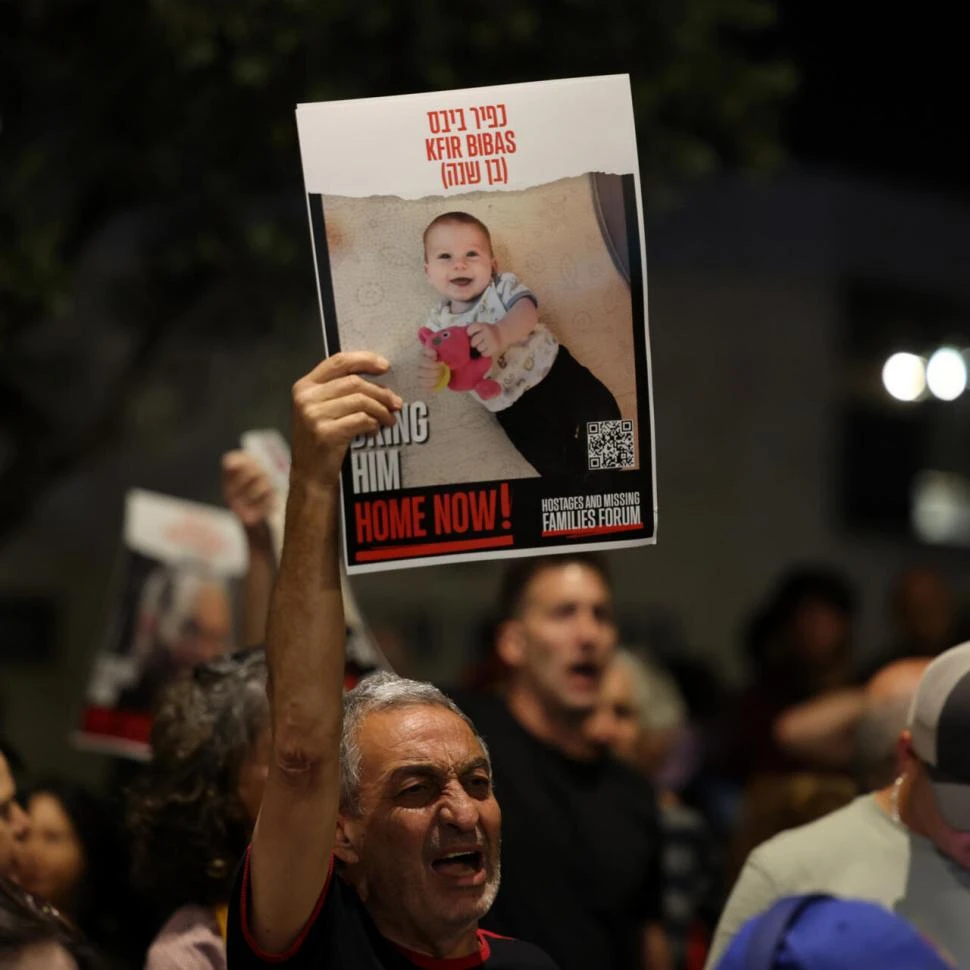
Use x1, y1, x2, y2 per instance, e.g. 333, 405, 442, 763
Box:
908, 641, 970, 830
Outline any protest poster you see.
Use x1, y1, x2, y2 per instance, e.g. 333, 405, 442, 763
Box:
296, 74, 656, 573
75, 489, 247, 759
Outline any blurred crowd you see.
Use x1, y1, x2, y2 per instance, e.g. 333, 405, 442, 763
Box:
2, 423, 969, 969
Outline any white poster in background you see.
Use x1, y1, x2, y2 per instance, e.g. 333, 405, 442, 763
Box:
242, 428, 292, 561
242, 429, 292, 501
296, 75, 657, 576
76, 430, 389, 760
75, 490, 247, 759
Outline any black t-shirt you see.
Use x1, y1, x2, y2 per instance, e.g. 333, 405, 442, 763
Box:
449, 692, 664, 970
227, 848, 557, 969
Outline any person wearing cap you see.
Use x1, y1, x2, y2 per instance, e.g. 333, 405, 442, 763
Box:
704, 641, 970, 969
713, 894, 954, 969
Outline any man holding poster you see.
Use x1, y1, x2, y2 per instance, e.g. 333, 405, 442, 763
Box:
227, 352, 556, 969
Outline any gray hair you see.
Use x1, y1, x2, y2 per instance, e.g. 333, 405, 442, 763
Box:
130, 649, 269, 911
339, 671, 490, 816
613, 648, 686, 733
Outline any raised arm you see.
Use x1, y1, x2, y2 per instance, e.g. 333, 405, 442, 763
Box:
772, 687, 866, 769
247, 352, 401, 953
222, 450, 278, 647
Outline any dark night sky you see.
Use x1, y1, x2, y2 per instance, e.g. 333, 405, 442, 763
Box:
775, 1, 965, 195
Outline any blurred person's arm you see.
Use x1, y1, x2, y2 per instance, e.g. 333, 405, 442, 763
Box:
222, 450, 278, 647
643, 921, 673, 970
772, 688, 866, 770
703, 853, 781, 970
247, 352, 400, 953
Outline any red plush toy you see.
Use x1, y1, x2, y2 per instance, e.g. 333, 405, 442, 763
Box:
418, 326, 501, 400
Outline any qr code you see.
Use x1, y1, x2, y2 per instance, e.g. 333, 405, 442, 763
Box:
587, 420, 635, 470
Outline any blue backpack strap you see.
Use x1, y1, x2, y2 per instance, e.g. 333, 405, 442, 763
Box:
745, 894, 831, 969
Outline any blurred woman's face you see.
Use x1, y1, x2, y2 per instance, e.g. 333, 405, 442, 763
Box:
586, 661, 642, 765
18, 794, 84, 914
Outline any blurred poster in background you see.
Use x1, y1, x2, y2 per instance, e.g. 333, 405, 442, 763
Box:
74, 431, 391, 760
75, 489, 247, 759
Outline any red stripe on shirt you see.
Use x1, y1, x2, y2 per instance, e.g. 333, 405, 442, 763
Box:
239, 845, 334, 963
393, 930, 492, 968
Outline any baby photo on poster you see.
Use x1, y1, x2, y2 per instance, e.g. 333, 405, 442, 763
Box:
315, 173, 641, 489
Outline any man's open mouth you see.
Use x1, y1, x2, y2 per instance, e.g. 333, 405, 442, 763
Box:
430, 849, 484, 877
567, 662, 600, 683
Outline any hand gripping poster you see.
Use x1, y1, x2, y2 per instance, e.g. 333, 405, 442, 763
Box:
75, 489, 247, 759
296, 74, 656, 573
